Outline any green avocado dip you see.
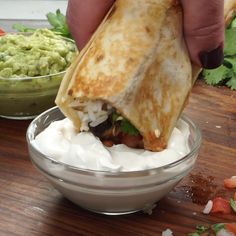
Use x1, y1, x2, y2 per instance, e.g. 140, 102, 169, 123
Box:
0, 28, 77, 119
0, 28, 76, 78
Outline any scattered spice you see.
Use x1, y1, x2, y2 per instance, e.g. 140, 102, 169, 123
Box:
173, 173, 226, 205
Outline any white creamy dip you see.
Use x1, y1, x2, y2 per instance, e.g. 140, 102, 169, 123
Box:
34, 118, 190, 172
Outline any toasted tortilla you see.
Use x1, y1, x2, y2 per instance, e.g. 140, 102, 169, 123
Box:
56, 0, 235, 151
225, 0, 236, 25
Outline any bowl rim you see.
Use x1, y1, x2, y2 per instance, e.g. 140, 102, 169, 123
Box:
0, 70, 67, 81
0, 31, 76, 81
26, 106, 202, 177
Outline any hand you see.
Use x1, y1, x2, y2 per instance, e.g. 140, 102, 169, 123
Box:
66, 0, 115, 49
67, 0, 224, 69
181, 0, 224, 69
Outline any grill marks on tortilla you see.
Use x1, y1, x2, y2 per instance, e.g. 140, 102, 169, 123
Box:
68, 0, 165, 100
68, 88, 73, 96
129, 4, 190, 150
145, 26, 151, 33
70, 36, 130, 98
73, 75, 125, 98
96, 54, 104, 63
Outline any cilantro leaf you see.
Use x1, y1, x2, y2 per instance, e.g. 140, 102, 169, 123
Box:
226, 75, 236, 89
46, 12, 62, 29
212, 223, 225, 234
46, 9, 71, 38
112, 112, 120, 123
224, 58, 236, 89
111, 111, 140, 136
188, 233, 200, 236
225, 28, 236, 56
228, 13, 236, 28
202, 65, 232, 85
12, 23, 36, 32
230, 198, 236, 212
196, 225, 210, 234
120, 119, 140, 136
188, 225, 210, 236
225, 57, 236, 73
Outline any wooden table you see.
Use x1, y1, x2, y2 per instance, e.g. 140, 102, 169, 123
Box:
0, 80, 235, 236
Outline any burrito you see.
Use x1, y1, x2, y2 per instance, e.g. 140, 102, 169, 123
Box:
55, 0, 234, 151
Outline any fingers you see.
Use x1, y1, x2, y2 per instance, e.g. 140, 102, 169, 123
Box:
67, 0, 224, 68
181, 0, 225, 69
66, 0, 115, 49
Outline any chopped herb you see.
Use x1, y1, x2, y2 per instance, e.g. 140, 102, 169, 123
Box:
188, 225, 210, 236
188, 233, 200, 236
120, 118, 140, 136
212, 223, 225, 234
230, 198, 236, 212
111, 111, 140, 136
188, 224, 229, 235
112, 112, 120, 123
196, 225, 210, 234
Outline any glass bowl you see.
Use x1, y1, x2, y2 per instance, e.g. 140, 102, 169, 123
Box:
0, 72, 66, 119
0, 31, 76, 120
26, 107, 202, 215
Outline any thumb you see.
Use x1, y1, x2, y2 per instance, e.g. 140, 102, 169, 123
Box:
181, 0, 225, 69
67, 0, 115, 50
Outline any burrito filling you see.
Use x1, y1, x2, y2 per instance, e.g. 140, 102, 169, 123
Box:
69, 100, 144, 149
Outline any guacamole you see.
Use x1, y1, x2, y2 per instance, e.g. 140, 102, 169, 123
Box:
0, 28, 76, 78
0, 29, 77, 119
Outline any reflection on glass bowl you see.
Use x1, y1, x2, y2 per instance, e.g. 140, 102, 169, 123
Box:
26, 106, 201, 215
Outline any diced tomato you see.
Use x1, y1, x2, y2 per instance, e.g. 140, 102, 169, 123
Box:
211, 197, 232, 214
224, 178, 236, 189
0, 28, 5, 36
225, 223, 236, 235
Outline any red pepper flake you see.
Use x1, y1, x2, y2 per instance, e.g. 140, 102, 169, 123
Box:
173, 173, 227, 205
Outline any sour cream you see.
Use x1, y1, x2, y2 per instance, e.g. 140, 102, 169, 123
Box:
34, 118, 190, 172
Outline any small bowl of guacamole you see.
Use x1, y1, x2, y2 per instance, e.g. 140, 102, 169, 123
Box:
0, 28, 77, 120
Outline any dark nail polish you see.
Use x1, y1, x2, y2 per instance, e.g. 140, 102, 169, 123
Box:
199, 44, 224, 69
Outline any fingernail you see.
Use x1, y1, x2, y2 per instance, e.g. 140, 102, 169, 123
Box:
199, 44, 224, 69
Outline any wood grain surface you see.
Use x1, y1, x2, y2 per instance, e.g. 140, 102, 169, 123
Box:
0, 79, 235, 236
